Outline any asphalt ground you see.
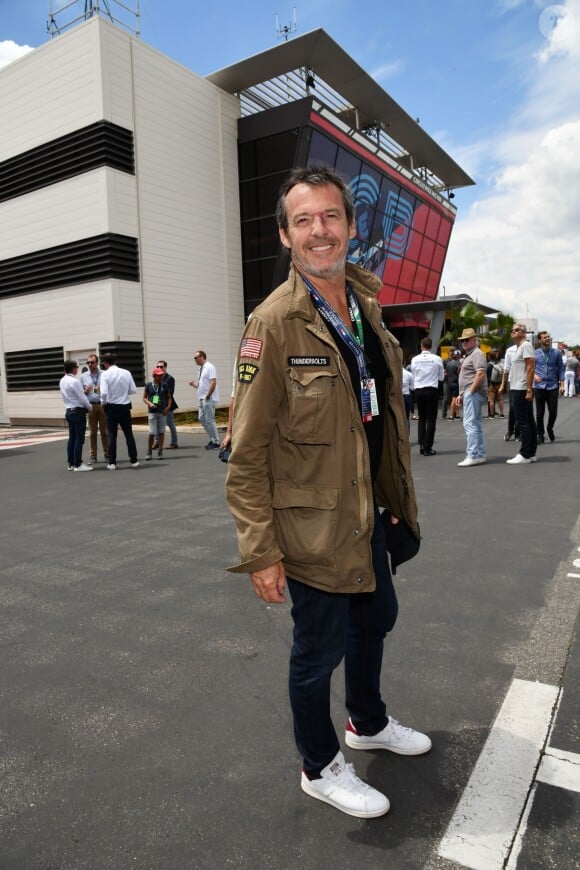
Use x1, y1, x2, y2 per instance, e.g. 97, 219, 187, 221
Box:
0, 400, 578, 870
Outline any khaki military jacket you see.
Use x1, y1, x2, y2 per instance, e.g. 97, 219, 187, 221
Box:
226, 262, 419, 593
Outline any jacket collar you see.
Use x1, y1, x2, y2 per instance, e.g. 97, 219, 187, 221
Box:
284, 262, 382, 322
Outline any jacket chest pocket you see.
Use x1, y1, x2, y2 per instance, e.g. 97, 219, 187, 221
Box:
286, 369, 337, 445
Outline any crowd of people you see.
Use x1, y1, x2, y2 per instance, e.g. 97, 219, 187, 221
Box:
59, 349, 221, 470
405, 328, 578, 468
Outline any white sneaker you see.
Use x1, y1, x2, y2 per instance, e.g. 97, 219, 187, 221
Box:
506, 454, 531, 464
345, 716, 432, 755
106, 464, 116, 471
457, 456, 479, 467
476, 456, 487, 464
301, 751, 389, 818
130, 461, 140, 468
74, 463, 93, 472
530, 456, 538, 463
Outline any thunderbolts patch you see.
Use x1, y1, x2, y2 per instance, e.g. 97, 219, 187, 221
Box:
238, 362, 259, 384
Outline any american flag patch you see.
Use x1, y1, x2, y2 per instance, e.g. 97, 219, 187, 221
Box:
241, 338, 263, 360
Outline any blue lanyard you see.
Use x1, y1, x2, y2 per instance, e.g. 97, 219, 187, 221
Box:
301, 274, 369, 385
301, 273, 375, 422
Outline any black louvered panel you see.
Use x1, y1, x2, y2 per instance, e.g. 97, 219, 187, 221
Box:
0, 234, 140, 298
0, 121, 134, 203
99, 341, 146, 387
4, 346, 64, 392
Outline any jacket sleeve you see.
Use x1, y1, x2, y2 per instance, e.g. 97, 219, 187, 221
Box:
225, 316, 286, 574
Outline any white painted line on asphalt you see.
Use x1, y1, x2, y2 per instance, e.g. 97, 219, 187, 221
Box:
573, 559, 580, 568
537, 748, 580, 793
438, 679, 558, 870
567, 573, 580, 579
504, 783, 537, 870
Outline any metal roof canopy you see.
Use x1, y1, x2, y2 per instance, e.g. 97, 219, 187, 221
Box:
206, 29, 475, 192
382, 294, 499, 324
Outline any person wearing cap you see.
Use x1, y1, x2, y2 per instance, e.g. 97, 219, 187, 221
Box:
455, 328, 488, 467
143, 367, 172, 460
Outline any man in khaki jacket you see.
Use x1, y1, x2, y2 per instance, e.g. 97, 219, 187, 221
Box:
226, 165, 430, 819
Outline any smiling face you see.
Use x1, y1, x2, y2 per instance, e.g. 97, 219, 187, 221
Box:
278, 182, 356, 282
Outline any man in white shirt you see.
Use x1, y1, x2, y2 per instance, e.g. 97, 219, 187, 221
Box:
59, 360, 93, 471
500, 324, 537, 464
410, 337, 444, 456
189, 350, 220, 449
100, 352, 139, 470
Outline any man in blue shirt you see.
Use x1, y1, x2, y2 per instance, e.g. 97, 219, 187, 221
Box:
534, 331, 565, 443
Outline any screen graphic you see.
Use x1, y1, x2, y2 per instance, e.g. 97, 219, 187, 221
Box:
307, 125, 455, 306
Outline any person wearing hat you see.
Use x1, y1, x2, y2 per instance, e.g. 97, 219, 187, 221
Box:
143, 367, 172, 460
455, 328, 488, 467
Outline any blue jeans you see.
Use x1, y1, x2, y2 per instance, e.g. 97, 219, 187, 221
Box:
462, 391, 486, 458
105, 403, 138, 465
510, 390, 537, 459
65, 407, 87, 467
199, 398, 219, 444
166, 410, 178, 445
287, 509, 398, 777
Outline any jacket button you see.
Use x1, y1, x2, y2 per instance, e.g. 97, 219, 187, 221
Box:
350, 427, 355, 432
351, 479, 357, 485
357, 577, 364, 584
352, 530, 359, 536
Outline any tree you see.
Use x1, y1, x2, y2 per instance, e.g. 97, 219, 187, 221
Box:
438, 302, 487, 348
485, 311, 515, 353
438, 303, 515, 354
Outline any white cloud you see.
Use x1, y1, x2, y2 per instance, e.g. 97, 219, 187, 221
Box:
0, 40, 34, 69
370, 60, 403, 83
442, 0, 580, 344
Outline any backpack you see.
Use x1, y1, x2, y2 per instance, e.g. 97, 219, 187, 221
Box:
490, 362, 503, 384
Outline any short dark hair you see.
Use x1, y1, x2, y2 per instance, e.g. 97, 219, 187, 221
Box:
195, 350, 206, 361
537, 331, 549, 342
102, 352, 116, 366
64, 360, 78, 374
276, 164, 355, 231
421, 337, 433, 350
157, 360, 167, 367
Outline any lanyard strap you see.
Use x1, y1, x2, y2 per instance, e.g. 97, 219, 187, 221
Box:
301, 274, 369, 384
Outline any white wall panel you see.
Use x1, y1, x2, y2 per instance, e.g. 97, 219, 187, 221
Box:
129, 40, 245, 410
0, 169, 138, 260
0, 21, 104, 162
1, 282, 115, 354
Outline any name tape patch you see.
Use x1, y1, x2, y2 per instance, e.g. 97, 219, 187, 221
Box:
288, 356, 330, 367
238, 362, 259, 384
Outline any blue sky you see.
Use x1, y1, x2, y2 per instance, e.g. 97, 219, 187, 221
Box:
1, 0, 579, 343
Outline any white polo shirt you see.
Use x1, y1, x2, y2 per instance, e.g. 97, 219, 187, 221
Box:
410, 351, 444, 389
197, 361, 220, 402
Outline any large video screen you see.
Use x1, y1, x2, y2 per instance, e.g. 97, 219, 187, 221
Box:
307, 121, 454, 306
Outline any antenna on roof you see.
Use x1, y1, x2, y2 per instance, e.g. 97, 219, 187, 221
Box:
275, 7, 297, 41
47, 0, 141, 39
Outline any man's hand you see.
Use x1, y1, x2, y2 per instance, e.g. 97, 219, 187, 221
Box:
249, 561, 287, 604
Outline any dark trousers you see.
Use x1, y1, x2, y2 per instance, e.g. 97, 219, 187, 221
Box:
65, 408, 87, 467
534, 388, 558, 438
414, 386, 439, 451
510, 390, 537, 459
105, 403, 138, 465
403, 393, 412, 432
287, 510, 398, 778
